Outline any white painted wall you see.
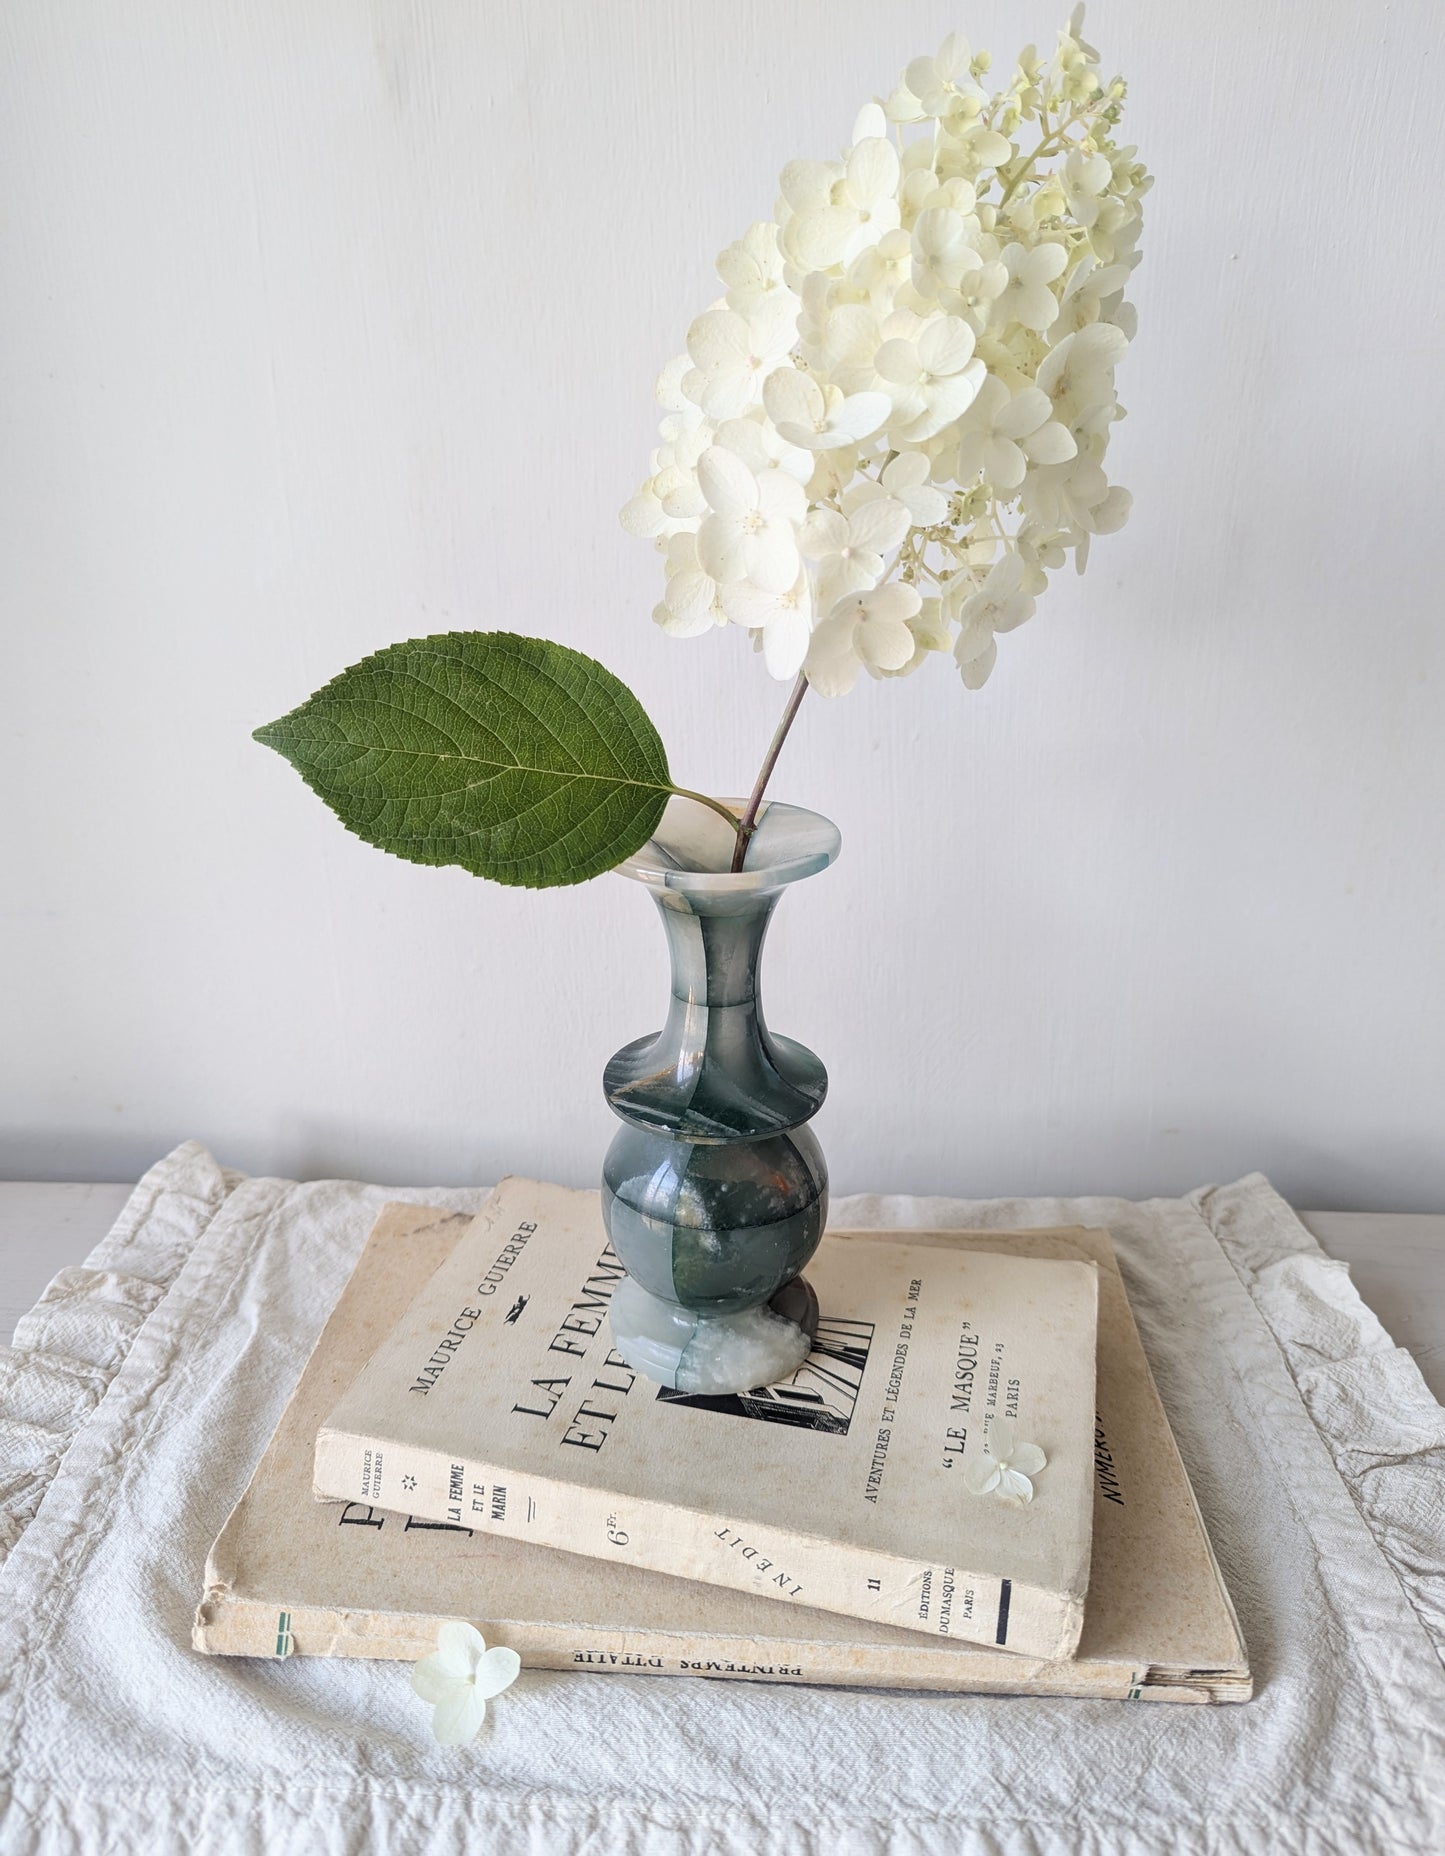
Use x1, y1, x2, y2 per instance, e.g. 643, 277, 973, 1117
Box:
3, 1, 1443, 1209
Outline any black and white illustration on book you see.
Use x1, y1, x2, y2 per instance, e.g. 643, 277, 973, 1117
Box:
658, 1315, 875, 1433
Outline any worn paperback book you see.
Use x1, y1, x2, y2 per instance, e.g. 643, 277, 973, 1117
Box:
313, 1179, 1101, 1656
198, 1200, 1249, 1700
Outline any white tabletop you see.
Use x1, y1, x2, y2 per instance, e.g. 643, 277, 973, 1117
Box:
2, 1182, 1442, 1404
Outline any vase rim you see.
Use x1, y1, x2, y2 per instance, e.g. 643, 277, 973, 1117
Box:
613, 796, 840, 896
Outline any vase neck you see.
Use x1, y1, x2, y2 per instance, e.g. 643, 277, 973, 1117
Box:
658, 887, 774, 1008
603, 885, 826, 1142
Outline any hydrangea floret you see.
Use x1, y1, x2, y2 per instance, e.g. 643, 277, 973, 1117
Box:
411, 1622, 521, 1745
623, 6, 1148, 701
963, 1419, 1049, 1503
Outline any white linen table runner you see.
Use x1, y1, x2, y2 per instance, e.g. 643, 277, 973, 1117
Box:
0, 1142, 1441, 1856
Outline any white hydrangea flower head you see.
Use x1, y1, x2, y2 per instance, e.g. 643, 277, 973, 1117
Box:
623, 6, 1148, 695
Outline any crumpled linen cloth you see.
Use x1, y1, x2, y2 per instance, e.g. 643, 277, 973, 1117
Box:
0, 1144, 1441, 1856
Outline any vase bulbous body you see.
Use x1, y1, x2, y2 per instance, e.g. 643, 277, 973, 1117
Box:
601, 798, 839, 1396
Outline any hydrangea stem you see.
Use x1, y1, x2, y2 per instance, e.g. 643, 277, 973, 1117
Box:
730, 674, 810, 873
996, 109, 1086, 208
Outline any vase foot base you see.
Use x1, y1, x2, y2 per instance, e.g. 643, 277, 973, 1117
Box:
609, 1275, 819, 1395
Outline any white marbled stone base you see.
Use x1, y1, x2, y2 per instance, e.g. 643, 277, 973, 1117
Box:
609, 1275, 814, 1394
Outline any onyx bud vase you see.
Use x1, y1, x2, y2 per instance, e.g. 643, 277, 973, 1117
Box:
601, 798, 839, 1395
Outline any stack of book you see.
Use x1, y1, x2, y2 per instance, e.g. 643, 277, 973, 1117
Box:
194, 1179, 1249, 1702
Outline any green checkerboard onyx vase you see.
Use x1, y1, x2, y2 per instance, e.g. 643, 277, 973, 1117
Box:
602, 797, 840, 1396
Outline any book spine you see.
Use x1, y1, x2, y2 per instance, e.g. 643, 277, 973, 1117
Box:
193, 1593, 1150, 1696
313, 1428, 1082, 1661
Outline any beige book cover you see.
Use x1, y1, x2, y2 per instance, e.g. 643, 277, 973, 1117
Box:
196, 1202, 1249, 1702
314, 1180, 1100, 1657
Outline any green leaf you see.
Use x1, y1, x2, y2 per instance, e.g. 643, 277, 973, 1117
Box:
253, 631, 674, 888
